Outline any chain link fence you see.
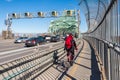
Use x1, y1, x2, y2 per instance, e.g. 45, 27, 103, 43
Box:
79, 0, 120, 80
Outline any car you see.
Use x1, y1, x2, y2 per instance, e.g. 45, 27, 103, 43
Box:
44, 35, 51, 42
14, 37, 28, 43
25, 36, 45, 47
50, 35, 60, 42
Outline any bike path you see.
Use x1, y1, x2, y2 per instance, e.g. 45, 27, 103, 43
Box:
64, 40, 92, 80
34, 40, 101, 80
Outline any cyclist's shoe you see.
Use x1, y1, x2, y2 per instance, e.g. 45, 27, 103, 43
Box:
69, 61, 73, 66
67, 58, 69, 62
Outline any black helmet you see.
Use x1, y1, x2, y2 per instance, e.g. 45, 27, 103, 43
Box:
69, 33, 73, 36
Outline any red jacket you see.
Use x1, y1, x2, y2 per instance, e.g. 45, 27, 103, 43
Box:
65, 35, 77, 50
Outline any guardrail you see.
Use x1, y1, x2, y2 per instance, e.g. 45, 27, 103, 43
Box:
83, 36, 120, 80
84, 36, 120, 53
0, 40, 81, 80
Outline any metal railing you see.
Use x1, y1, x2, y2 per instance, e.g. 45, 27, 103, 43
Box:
0, 46, 64, 80
81, 0, 120, 80
83, 36, 120, 80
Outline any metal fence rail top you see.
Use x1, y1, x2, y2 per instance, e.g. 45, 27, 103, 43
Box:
84, 36, 120, 53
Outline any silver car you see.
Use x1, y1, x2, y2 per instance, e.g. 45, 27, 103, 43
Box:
14, 37, 28, 43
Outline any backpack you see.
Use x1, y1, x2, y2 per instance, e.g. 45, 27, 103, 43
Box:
65, 36, 73, 50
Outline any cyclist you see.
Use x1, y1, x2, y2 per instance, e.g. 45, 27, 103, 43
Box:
64, 33, 78, 66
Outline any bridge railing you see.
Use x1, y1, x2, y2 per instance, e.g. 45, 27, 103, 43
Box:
0, 40, 81, 80
0, 46, 63, 80
83, 36, 120, 80
82, 0, 120, 80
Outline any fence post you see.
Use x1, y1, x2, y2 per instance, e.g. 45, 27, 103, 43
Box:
107, 47, 111, 80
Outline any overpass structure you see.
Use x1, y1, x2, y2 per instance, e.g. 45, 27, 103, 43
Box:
0, 0, 120, 80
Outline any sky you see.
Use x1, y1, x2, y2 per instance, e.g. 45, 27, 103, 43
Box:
0, 0, 88, 34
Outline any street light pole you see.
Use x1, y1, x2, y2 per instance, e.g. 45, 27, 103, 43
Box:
5, 14, 12, 39
77, 9, 80, 38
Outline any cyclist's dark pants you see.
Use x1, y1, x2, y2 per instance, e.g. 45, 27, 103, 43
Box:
66, 47, 75, 61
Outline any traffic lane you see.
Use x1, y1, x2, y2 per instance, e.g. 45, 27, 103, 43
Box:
0, 45, 50, 65
0, 39, 14, 44
0, 41, 64, 58
0, 41, 64, 65
0, 40, 63, 52
0, 39, 25, 52
0, 43, 25, 52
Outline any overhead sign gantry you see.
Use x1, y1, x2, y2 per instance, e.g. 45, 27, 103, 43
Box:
5, 10, 80, 39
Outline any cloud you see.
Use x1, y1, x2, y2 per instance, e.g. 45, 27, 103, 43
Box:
5, 0, 12, 2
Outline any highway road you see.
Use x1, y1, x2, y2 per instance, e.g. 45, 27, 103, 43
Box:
0, 39, 64, 65
0, 39, 62, 52
0, 39, 25, 52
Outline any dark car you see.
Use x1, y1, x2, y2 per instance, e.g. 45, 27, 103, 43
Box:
25, 36, 45, 47
50, 35, 60, 42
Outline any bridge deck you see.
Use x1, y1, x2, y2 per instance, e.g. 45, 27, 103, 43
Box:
34, 40, 101, 80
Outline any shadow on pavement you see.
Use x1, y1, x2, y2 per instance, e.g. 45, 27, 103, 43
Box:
90, 45, 101, 80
